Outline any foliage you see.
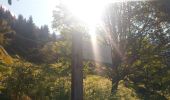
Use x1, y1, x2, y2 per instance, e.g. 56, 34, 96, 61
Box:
0, 46, 13, 64
1, 1, 170, 100
0, 58, 71, 100
99, 2, 170, 98
84, 75, 140, 100
0, 6, 57, 63
84, 75, 111, 100
0, 19, 14, 46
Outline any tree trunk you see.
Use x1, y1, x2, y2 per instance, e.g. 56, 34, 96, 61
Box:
111, 51, 121, 94
111, 77, 119, 94
71, 32, 83, 100
111, 69, 120, 94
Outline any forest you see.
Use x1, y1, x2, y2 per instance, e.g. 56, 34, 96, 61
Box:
0, 0, 170, 100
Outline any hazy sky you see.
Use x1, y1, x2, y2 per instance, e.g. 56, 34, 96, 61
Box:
0, 0, 59, 32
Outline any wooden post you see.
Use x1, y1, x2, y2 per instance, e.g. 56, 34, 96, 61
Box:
71, 32, 83, 100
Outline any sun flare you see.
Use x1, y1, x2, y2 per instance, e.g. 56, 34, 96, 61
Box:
63, 0, 106, 25
61, 0, 109, 38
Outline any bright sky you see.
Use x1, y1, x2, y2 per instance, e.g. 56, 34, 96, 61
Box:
0, 0, 130, 34
0, 0, 59, 33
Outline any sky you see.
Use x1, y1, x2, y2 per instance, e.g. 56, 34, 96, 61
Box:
0, 0, 60, 33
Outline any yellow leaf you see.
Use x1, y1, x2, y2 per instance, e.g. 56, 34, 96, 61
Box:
0, 45, 13, 64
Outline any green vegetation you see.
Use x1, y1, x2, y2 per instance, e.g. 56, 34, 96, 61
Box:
0, 60, 142, 100
1, 0, 170, 100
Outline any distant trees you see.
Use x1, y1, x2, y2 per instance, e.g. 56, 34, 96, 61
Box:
0, 6, 58, 63
0, 20, 14, 46
0, 6, 15, 46
10, 15, 38, 57
0, 5, 71, 100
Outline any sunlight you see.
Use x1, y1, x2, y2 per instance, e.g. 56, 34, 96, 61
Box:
61, 0, 117, 66
60, 0, 135, 36
62, 0, 106, 26
61, 0, 132, 65
61, 0, 110, 40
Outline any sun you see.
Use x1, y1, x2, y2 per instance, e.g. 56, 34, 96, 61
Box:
62, 0, 106, 24
60, 0, 132, 38
61, 0, 108, 37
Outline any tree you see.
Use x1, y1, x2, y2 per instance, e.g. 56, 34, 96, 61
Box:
101, 1, 170, 97
0, 13, 14, 64
38, 25, 50, 44
52, 5, 87, 100
0, 19, 14, 46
